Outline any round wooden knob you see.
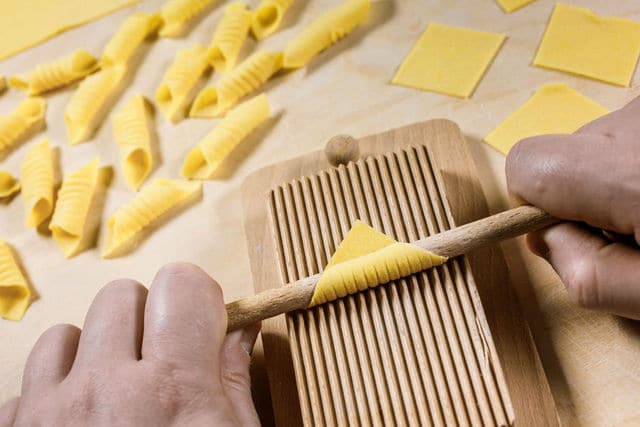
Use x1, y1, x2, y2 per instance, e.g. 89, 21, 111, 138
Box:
324, 135, 360, 167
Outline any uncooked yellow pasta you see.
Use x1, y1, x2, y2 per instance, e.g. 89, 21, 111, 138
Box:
102, 179, 202, 258
190, 50, 281, 118
8, 50, 98, 96
113, 95, 153, 190
309, 221, 446, 307
208, 2, 252, 73
0, 97, 47, 155
283, 0, 370, 69
0, 75, 6, 93
182, 94, 269, 179
21, 138, 54, 227
0, 171, 20, 198
159, 0, 217, 37
102, 13, 162, 66
65, 65, 126, 144
0, 241, 32, 321
251, 0, 293, 40
155, 45, 210, 123
49, 158, 100, 258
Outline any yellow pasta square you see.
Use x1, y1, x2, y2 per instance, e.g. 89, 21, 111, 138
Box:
392, 23, 505, 98
533, 4, 640, 86
496, 0, 536, 13
484, 83, 608, 155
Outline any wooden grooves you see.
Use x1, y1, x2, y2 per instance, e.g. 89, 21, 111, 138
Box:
241, 119, 559, 426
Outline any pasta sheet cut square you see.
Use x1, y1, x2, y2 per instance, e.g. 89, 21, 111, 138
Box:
495, 0, 536, 13
533, 4, 640, 86
484, 83, 608, 154
392, 23, 505, 98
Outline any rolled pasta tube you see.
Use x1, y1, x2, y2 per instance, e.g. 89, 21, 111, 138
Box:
283, 0, 370, 69
21, 138, 54, 228
102, 13, 162, 66
0, 75, 6, 93
113, 95, 154, 190
155, 45, 210, 123
49, 158, 101, 258
0, 171, 20, 198
0, 241, 32, 321
159, 0, 217, 37
208, 2, 252, 73
0, 97, 47, 155
190, 50, 281, 118
182, 93, 269, 179
251, 0, 294, 40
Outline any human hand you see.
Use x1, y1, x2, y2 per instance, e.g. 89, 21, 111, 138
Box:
0, 263, 260, 426
506, 96, 640, 320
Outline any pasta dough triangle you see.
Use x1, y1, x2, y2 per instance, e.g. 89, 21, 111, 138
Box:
0, 171, 20, 198
309, 221, 446, 307
0, 241, 32, 321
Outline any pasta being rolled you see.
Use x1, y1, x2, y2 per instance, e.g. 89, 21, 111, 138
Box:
21, 138, 54, 227
0, 171, 20, 198
190, 50, 281, 118
65, 65, 126, 144
159, 0, 216, 37
102, 13, 162, 66
49, 158, 100, 258
283, 0, 370, 69
155, 45, 210, 123
113, 95, 154, 190
102, 179, 202, 258
208, 2, 252, 73
182, 94, 269, 179
8, 50, 98, 95
0, 241, 32, 321
0, 97, 47, 155
251, 0, 294, 40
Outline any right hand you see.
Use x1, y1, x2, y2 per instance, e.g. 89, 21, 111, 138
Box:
506, 96, 640, 320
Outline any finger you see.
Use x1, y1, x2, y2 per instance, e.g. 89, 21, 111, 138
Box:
221, 323, 261, 427
22, 324, 80, 391
506, 133, 636, 234
0, 397, 20, 427
141, 263, 227, 369
528, 222, 640, 320
73, 279, 147, 367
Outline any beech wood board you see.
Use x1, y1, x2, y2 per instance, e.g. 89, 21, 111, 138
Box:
242, 119, 560, 426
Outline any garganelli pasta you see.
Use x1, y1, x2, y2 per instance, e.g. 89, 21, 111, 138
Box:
0, 97, 46, 155
208, 2, 252, 73
159, 0, 217, 37
0, 241, 32, 321
0, 171, 20, 198
182, 94, 269, 179
251, 0, 294, 40
0, 75, 6, 93
102, 13, 162, 66
190, 50, 281, 118
283, 0, 370, 69
102, 179, 202, 258
65, 65, 126, 144
8, 50, 98, 95
49, 158, 101, 258
21, 138, 54, 227
155, 45, 210, 123
113, 95, 154, 190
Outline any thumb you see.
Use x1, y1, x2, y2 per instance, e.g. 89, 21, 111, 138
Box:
221, 323, 261, 427
528, 222, 640, 320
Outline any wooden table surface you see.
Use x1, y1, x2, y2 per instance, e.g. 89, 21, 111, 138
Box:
1, 0, 639, 425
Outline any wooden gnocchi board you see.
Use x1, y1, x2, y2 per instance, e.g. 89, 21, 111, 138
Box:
242, 119, 559, 426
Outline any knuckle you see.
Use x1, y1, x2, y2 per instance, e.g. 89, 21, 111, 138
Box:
564, 263, 599, 309
222, 368, 251, 393
146, 362, 211, 413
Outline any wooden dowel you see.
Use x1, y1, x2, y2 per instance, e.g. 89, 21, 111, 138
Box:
226, 205, 558, 331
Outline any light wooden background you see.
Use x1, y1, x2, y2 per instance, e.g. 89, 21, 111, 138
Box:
1, 1, 639, 425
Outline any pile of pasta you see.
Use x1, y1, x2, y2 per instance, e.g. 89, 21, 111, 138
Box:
0, 0, 372, 320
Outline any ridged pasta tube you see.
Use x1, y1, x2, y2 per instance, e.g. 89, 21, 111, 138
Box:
0, 97, 46, 154
9, 50, 98, 95
283, 0, 370, 69
0, 241, 32, 321
113, 95, 154, 190
21, 138, 54, 227
102, 179, 202, 258
182, 94, 269, 179
102, 13, 162, 66
0, 171, 20, 198
251, 0, 294, 40
190, 50, 281, 118
159, 0, 217, 37
208, 2, 252, 73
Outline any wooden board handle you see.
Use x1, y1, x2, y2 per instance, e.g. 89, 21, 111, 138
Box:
226, 205, 558, 331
